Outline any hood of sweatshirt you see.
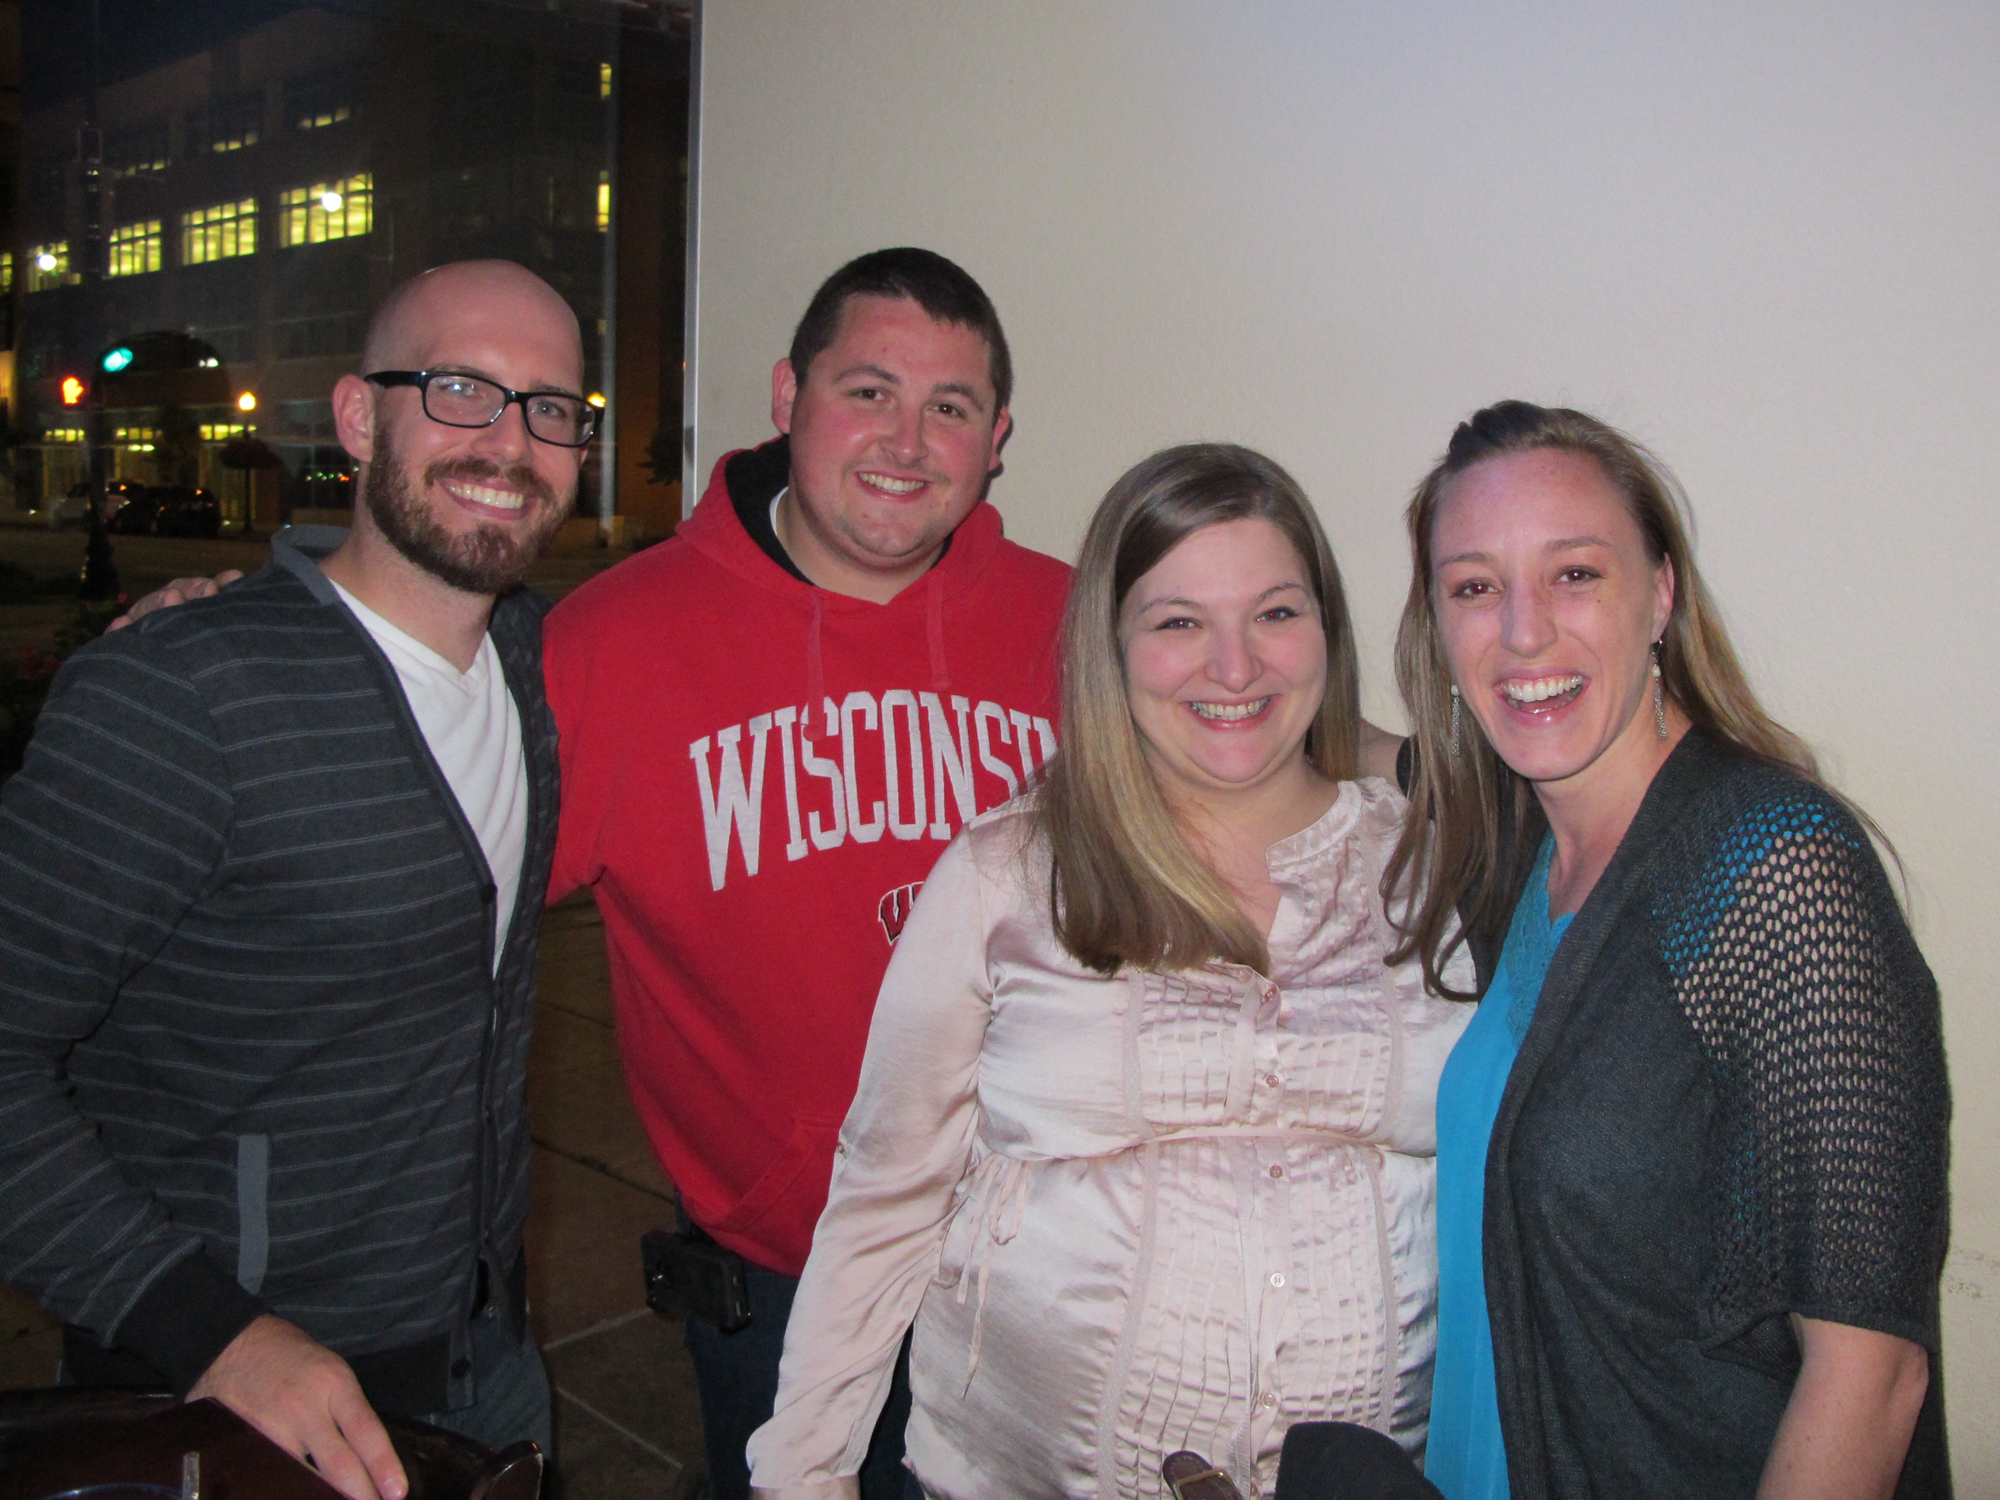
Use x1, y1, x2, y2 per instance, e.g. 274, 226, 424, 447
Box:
677, 435, 1015, 708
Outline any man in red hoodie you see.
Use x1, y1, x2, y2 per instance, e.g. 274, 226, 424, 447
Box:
542, 249, 1069, 1499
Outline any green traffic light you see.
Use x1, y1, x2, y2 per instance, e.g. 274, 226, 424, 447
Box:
100, 346, 135, 374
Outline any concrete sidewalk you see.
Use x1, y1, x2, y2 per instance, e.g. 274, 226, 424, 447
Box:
521, 892, 709, 1497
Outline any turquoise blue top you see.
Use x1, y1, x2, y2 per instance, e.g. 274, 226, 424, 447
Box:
1425, 837, 1571, 1500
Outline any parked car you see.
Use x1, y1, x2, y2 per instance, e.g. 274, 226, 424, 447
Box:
106, 487, 165, 534
48, 490, 89, 529
50, 479, 144, 530
152, 486, 222, 538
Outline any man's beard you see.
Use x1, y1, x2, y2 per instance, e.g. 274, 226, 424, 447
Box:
362, 423, 574, 595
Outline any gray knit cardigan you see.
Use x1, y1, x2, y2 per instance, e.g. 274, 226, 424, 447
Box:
1481, 731, 1950, 1497
0, 527, 557, 1416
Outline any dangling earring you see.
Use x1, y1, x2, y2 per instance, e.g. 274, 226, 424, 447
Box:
1651, 642, 1668, 740
1449, 684, 1463, 757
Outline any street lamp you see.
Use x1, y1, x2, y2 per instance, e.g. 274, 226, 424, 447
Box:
227, 393, 263, 538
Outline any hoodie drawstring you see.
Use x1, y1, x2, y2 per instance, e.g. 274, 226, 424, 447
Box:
924, 571, 950, 692
802, 570, 946, 716
806, 589, 827, 714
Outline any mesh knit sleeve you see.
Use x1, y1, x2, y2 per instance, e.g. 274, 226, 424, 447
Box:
1651, 774, 1949, 1367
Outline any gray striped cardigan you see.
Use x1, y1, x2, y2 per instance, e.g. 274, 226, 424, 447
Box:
0, 527, 557, 1415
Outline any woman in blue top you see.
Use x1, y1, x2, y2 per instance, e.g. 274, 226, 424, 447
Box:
1383, 402, 1948, 1500
1421, 837, 1569, 1499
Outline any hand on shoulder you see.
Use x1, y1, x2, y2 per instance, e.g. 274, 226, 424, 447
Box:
106, 570, 246, 631
1357, 719, 1407, 784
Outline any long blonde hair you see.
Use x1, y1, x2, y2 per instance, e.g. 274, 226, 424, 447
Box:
1036, 443, 1360, 976
1384, 401, 1821, 998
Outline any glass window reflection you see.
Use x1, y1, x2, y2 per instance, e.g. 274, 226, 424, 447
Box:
7, 1, 690, 545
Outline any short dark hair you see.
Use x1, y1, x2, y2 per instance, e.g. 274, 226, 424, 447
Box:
786, 248, 1013, 414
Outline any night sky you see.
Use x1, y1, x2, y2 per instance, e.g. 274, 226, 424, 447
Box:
24, 0, 321, 110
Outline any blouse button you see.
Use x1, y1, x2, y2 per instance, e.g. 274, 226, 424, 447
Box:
1264, 1073, 1280, 1088
1268, 1272, 1286, 1289
1260, 1391, 1279, 1409
1268, 1164, 1284, 1179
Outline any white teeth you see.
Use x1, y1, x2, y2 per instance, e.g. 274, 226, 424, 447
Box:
1503, 675, 1584, 705
449, 481, 525, 511
1189, 698, 1270, 721
860, 472, 923, 494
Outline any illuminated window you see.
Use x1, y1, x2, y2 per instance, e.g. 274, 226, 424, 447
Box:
597, 171, 611, 231
28, 243, 73, 292
108, 221, 164, 277
278, 173, 374, 246
600, 61, 614, 99
107, 122, 170, 177
191, 96, 262, 154
114, 426, 161, 451
0, 252, 12, 294
199, 422, 254, 441
292, 73, 357, 131
183, 199, 259, 264
45, 427, 85, 444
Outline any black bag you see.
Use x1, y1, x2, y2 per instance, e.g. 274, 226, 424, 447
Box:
1274, 1422, 1444, 1500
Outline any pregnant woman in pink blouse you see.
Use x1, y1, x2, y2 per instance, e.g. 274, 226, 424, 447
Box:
746, 443, 1469, 1500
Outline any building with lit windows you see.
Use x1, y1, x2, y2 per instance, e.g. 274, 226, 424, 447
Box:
10, 1, 686, 530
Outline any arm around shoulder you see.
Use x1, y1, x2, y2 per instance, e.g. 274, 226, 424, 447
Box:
1357, 720, 1407, 784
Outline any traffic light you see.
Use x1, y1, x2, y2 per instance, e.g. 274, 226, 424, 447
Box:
100, 346, 134, 374
60, 375, 84, 406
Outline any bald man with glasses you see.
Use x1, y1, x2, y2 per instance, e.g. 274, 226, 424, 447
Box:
0, 261, 589, 1500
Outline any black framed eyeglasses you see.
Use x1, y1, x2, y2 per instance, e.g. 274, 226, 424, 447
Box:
365, 369, 599, 448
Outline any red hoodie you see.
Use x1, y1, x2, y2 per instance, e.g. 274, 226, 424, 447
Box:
544, 439, 1069, 1275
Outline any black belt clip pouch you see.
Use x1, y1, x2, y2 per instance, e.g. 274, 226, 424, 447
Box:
641, 1224, 752, 1332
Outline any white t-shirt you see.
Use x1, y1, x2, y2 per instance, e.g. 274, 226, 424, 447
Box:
332, 583, 528, 970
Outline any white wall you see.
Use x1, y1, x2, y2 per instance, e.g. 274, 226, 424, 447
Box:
691, 1, 2000, 1479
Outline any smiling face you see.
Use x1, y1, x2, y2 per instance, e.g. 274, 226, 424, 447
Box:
772, 294, 1010, 602
1431, 446, 1674, 794
337, 262, 585, 595
1119, 517, 1329, 814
